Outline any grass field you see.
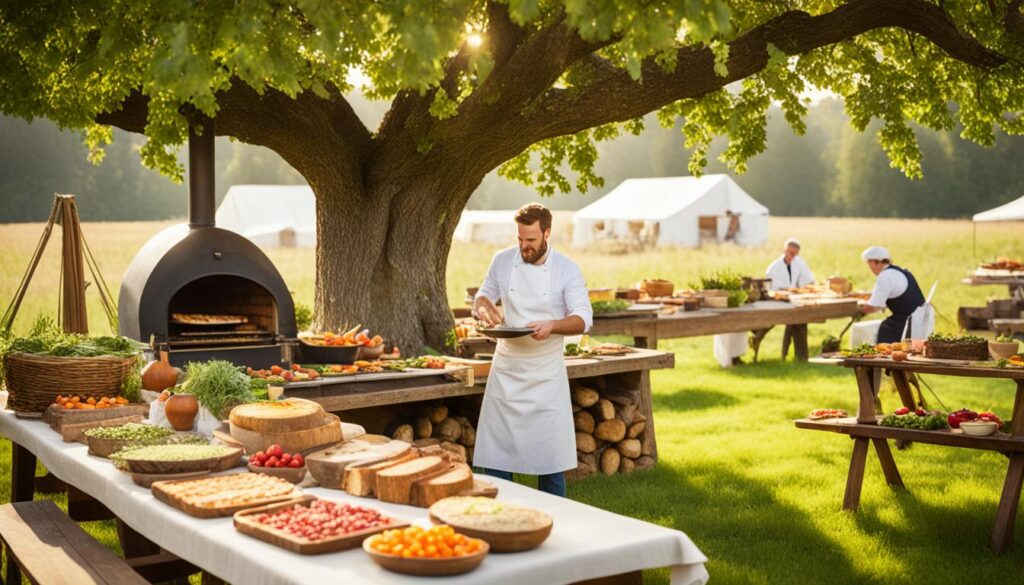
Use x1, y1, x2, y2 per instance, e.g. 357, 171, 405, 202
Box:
1, 217, 1022, 584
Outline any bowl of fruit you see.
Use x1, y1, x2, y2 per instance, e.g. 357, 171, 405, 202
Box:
248, 444, 307, 483
948, 409, 1003, 436
363, 525, 488, 576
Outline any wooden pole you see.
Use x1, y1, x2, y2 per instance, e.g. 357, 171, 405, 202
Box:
57, 194, 88, 334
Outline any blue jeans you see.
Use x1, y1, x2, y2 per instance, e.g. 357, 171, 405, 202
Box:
483, 468, 566, 497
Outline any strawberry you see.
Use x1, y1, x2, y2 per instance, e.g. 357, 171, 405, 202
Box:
894, 407, 910, 415
915, 408, 926, 416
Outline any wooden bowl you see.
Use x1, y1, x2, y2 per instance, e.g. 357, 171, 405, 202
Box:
123, 447, 242, 474
87, 435, 136, 458
248, 463, 307, 484
362, 537, 488, 576
990, 340, 1020, 360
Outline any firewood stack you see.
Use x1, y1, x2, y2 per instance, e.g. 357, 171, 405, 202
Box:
388, 403, 477, 464
567, 382, 654, 481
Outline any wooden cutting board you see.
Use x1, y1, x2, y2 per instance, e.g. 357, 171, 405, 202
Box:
233, 495, 409, 555
229, 399, 324, 433
229, 413, 343, 455
152, 473, 301, 519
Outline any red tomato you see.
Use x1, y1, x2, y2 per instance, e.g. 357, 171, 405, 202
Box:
267, 444, 284, 458
292, 454, 304, 466
265, 456, 279, 467
287, 458, 302, 468
281, 453, 292, 464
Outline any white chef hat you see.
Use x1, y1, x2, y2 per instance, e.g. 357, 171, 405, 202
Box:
784, 237, 801, 249
860, 246, 891, 261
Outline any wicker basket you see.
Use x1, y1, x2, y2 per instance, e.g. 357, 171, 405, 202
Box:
639, 279, 674, 298
4, 352, 138, 417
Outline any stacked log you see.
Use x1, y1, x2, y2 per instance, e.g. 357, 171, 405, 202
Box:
388, 403, 478, 463
566, 381, 653, 481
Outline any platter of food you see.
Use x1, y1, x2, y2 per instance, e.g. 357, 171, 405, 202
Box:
152, 472, 301, 518
228, 399, 343, 454
234, 496, 408, 555
112, 444, 243, 474
363, 525, 489, 576
807, 408, 848, 420
84, 422, 176, 457
480, 326, 534, 339
428, 496, 553, 552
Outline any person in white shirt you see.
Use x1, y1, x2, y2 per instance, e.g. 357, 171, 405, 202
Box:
860, 246, 933, 343
766, 238, 815, 359
472, 203, 592, 497
766, 238, 815, 290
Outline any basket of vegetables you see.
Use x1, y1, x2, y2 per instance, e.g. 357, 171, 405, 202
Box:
1, 317, 142, 417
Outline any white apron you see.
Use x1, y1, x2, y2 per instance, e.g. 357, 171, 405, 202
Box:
472, 258, 577, 475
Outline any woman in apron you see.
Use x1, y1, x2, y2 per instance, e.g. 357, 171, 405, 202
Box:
860, 246, 930, 343
471, 204, 592, 497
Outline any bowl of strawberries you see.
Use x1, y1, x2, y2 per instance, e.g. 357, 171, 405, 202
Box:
248, 444, 307, 483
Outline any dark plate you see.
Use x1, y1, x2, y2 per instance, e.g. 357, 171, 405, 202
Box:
480, 327, 534, 339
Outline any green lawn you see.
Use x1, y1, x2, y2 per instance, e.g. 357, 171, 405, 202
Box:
1, 217, 1022, 583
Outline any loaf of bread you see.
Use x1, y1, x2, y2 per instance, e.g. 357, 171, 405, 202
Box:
410, 463, 474, 507
375, 456, 447, 504
342, 450, 419, 496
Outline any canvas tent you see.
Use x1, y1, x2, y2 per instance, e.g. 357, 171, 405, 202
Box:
572, 175, 769, 248
216, 185, 316, 248
453, 210, 518, 244
973, 194, 1024, 222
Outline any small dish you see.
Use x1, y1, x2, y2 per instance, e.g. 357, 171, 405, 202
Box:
989, 340, 1020, 360
362, 537, 488, 576
959, 421, 998, 436
248, 463, 307, 484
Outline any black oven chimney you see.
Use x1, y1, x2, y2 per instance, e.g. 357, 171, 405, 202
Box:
188, 114, 216, 229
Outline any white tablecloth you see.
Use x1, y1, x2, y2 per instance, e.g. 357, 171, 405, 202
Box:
0, 412, 708, 585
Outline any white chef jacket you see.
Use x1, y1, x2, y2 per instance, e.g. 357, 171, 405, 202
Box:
765, 255, 815, 290
475, 247, 593, 331
866, 268, 908, 307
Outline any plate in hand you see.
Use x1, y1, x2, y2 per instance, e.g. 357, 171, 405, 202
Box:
480, 326, 534, 339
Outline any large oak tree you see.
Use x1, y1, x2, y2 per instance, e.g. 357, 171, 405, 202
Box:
2, 0, 1022, 351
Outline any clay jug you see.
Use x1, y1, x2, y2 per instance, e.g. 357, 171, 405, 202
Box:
165, 394, 199, 431
142, 350, 179, 392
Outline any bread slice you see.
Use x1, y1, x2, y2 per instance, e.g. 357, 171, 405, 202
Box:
342, 450, 420, 496
375, 456, 446, 504
305, 440, 412, 489
410, 463, 474, 507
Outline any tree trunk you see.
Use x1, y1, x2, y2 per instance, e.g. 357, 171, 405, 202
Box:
311, 171, 470, 354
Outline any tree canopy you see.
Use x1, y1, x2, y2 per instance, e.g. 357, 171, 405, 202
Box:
3, 0, 1023, 192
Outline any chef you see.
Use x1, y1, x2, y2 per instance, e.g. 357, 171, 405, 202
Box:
765, 238, 816, 360
472, 203, 592, 497
766, 238, 815, 290
860, 246, 933, 343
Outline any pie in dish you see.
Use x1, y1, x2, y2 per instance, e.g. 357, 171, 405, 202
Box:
428, 496, 552, 533
157, 473, 297, 509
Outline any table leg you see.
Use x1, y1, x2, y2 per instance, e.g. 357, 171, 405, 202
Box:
854, 367, 880, 424
891, 371, 918, 410
749, 328, 771, 362
10, 443, 35, 503
843, 438, 870, 512
116, 519, 161, 559
1010, 381, 1024, 437
793, 324, 809, 362
871, 439, 904, 487
991, 454, 1024, 554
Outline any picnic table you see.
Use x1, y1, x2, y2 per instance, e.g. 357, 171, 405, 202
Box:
0, 409, 708, 585
589, 300, 860, 360
795, 357, 1024, 553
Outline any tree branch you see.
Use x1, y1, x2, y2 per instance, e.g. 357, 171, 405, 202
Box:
525, 0, 1008, 142
95, 80, 373, 187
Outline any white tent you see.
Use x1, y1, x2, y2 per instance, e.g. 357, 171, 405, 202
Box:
215, 185, 316, 248
973, 194, 1024, 222
453, 210, 518, 244
572, 175, 769, 248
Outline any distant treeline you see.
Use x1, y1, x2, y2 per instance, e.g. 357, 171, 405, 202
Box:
1, 98, 1022, 222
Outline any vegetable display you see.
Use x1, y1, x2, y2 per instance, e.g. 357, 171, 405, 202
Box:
590, 299, 630, 315
927, 333, 986, 344
84, 423, 174, 442
880, 408, 948, 430
180, 360, 257, 419
691, 271, 744, 292
111, 444, 235, 468
946, 409, 1003, 429
253, 500, 392, 541
53, 395, 130, 409
367, 525, 485, 559
249, 444, 305, 469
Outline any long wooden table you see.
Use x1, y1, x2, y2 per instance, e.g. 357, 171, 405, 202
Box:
589, 300, 860, 359
0, 411, 708, 585
795, 358, 1024, 554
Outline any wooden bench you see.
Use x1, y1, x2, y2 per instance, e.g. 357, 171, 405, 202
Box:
0, 500, 151, 585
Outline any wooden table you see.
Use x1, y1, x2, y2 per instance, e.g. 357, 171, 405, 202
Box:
589, 300, 860, 360
795, 357, 1024, 553
285, 349, 674, 463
